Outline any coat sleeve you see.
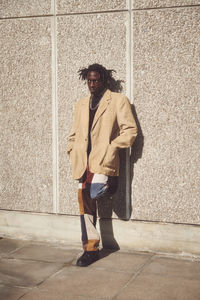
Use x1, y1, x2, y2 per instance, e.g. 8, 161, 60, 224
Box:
66, 103, 78, 155
111, 96, 138, 149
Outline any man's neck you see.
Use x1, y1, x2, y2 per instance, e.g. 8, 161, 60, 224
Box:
90, 88, 106, 110
91, 88, 106, 102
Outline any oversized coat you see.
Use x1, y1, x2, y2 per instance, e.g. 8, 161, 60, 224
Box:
66, 89, 138, 180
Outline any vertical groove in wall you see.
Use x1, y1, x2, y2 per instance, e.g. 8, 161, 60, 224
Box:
51, 0, 59, 213
125, 0, 133, 219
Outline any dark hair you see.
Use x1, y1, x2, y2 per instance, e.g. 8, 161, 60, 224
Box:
78, 63, 124, 92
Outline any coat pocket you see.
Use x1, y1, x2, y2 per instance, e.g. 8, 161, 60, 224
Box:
102, 144, 117, 171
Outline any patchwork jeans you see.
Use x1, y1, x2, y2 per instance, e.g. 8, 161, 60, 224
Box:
78, 167, 118, 252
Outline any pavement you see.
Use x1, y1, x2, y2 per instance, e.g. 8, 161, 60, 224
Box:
0, 238, 200, 300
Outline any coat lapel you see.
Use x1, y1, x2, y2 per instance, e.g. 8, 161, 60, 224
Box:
91, 89, 111, 131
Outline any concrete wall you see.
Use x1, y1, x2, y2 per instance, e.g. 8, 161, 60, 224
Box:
131, 4, 200, 224
1, 0, 200, 242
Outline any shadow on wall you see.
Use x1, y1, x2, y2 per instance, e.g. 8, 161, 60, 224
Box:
97, 86, 144, 250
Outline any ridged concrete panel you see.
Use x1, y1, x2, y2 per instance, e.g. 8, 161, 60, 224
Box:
0, 0, 52, 18
133, 0, 200, 9
57, 12, 127, 214
131, 7, 200, 224
1, 210, 200, 256
57, 0, 127, 14
0, 18, 53, 212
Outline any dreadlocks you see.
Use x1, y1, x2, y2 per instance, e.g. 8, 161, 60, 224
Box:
78, 63, 116, 89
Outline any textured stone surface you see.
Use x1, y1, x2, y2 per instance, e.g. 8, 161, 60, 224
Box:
133, 0, 200, 9
57, 12, 127, 214
0, 0, 52, 18
57, 0, 127, 14
131, 7, 200, 224
0, 18, 53, 212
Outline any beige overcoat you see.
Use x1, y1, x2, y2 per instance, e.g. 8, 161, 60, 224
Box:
66, 89, 137, 180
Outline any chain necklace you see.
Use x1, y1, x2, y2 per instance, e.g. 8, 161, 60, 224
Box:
89, 89, 106, 111
90, 97, 101, 110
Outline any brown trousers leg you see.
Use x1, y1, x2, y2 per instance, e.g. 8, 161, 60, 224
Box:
78, 183, 100, 251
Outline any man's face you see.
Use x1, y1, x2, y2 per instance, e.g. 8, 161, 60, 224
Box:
87, 71, 105, 96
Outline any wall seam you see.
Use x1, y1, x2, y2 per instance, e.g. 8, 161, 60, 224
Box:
0, 10, 128, 20
125, 0, 133, 219
56, 9, 128, 16
0, 15, 53, 20
132, 4, 200, 11
51, 0, 59, 214
1, 4, 199, 20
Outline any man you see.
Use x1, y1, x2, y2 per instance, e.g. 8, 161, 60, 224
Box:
67, 64, 137, 267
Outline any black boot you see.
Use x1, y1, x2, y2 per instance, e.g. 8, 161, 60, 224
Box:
76, 251, 99, 267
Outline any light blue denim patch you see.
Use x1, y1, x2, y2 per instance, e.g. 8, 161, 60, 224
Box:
90, 182, 109, 199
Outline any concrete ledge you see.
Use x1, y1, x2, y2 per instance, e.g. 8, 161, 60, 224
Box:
0, 210, 200, 257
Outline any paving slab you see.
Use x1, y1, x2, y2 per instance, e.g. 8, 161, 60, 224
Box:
91, 250, 153, 273
0, 238, 31, 258
20, 266, 132, 299
115, 256, 200, 300
0, 258, 63, 287
1, 239, 200, 300
115, 273, 200, 300
21, 290, 104, 300
0, 284, 30, 300
141, 256, 200, 280
7, 243, 79, 263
